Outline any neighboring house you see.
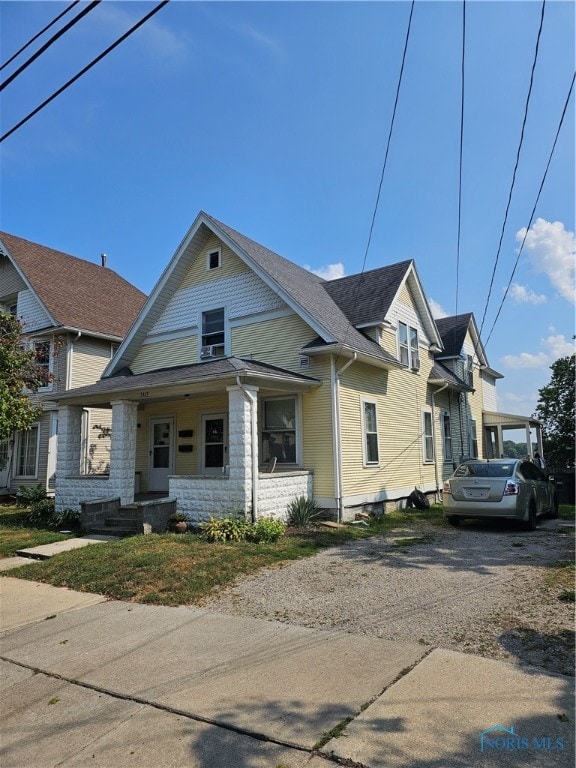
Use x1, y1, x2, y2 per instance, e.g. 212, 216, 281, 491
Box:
0, 232, 146, 494
54, 211, 542, 522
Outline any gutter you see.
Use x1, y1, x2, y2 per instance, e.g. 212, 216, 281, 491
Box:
331, 352, 357, 523
236, 376, 259, 523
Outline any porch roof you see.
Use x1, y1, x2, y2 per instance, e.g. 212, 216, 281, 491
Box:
483, 410, 542, 429
57, 356, 321, 407
428, 361, 472, 392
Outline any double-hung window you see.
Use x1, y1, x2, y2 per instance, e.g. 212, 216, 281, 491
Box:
16, 424, 39, 477
422, 410, 434, 463
362, 400, 379, 465
200, 308, 225, 358
398, 322, 420, 371
262, 397, 297, 464
442, 411, 453, 462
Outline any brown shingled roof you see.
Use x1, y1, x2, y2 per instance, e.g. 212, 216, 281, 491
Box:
0, 232, 146, 339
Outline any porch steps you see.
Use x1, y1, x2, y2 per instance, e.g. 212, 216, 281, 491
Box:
86, 505, 141, 538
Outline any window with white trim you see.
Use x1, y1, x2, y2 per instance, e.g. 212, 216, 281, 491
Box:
398, 322, 420, 370
422, 410, 434, 463
261, 397, 297, 464
362, 400, 379, 465
200, 308, 225, 358
442, 411, 453, 462
15, 424, 39, 477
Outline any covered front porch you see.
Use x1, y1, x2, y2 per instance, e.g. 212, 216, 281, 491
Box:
55, 358, 318, 523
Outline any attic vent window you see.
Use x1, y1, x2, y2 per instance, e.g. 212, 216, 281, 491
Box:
299, 356, 310, 369
207, 249, 221, 271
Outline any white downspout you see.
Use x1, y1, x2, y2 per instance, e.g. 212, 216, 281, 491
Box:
431, 383, 449, 499
331, 353, 357, 523
236, 377, 258, 523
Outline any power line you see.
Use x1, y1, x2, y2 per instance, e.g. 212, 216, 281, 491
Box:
454, 0, 466, 322
0, 1, 101, 93
479, 0, 546, 336
0, 1, 170, 143
485, 70, 575, 348
0, 2, 80, 73
360, 0, 415, 275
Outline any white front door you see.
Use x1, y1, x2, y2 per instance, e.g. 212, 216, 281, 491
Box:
0, 438, 12, 488
148, 417, 174, 492
201, 414, 228, 475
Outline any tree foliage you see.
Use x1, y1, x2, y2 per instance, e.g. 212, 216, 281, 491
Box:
0, 311, 49, 445
534, 354, 575, 472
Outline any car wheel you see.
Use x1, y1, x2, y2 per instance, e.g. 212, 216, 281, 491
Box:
447, 515, 461, 527
523, 502, 537, 531
546, 495, 559, 519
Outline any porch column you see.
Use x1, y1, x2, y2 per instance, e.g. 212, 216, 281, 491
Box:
227, 384, 259, 519
56, 405, 83, 478
109, 399, 138, 505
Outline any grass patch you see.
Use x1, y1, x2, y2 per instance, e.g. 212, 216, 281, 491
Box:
559, 504, 575, 520
7, 505, 447, 606
0, 504, 76, 557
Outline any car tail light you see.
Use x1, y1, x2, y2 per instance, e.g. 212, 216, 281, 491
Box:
504, 480, 519, 496
443, 481, 452, 494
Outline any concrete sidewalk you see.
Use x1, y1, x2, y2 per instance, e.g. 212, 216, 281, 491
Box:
1, 577, 574, 768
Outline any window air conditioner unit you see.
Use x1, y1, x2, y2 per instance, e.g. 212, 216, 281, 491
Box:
412, 356, 420, 372
200, 345, 215, 358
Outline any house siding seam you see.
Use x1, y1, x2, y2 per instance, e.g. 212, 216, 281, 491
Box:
16, 289, 52, 332
0, 257, 26, 297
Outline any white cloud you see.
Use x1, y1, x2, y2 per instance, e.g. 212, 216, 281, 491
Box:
305, 263, 345, 280
516, 218, 575, 304
501, 332, 575, 369
428, 298, 448, 319
508, 282, 547, 305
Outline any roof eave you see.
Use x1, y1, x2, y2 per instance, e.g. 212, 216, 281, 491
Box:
303, 343, 400, 371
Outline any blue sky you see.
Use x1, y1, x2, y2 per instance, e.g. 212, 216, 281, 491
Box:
1, 0, 574, 420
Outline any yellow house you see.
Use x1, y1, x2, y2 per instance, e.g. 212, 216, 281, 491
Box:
54, 212, 542, 527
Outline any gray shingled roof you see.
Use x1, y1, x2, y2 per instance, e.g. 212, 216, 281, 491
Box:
323, 261, 413, 326
203, 213, 400, 366
60, 356, 319, 402
0, 232, 146, 339
428, 360, 472, 391
435, 313, 473, 357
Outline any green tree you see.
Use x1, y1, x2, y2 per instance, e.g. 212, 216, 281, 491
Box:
534, 354, 575, 472
0, 311, 49, 453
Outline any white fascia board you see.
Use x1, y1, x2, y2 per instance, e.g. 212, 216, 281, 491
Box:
0, 237, 58, 328
383, 261, 444, 350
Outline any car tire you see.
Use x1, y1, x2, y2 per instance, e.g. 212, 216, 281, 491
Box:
546, 495, 559, 519
523, 502, 537, 531
447, 515, 461, 527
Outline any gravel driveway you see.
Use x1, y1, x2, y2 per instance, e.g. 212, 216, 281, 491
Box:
203, 517, 575, 676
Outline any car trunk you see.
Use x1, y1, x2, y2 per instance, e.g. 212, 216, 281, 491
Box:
450, 478, 507, 503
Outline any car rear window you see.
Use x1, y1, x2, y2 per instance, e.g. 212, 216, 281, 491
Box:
454, 463, 515, 478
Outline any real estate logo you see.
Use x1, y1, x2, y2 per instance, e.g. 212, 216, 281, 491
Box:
480, 725, 565, 752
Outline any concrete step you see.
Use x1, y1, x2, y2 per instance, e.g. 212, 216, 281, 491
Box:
87, 526, 138, 538
104, 516, 140, 528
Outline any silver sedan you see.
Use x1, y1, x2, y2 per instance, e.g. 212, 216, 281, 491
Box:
442, 458, 558, 530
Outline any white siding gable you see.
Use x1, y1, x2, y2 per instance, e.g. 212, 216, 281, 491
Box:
145, 271, 286, 341
17, 289, 51, 332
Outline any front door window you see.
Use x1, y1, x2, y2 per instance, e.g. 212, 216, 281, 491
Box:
202, 414, 228, 474
149, 418, 174, 491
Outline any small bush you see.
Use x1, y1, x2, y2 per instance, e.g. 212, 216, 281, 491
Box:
287, 495, 322, 528
201, 517, 250, 542
18, 484, 47, 506
26, 499, 79, 530
247, 518, 286, 543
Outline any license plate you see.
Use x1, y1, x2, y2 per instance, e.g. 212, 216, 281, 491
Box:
465, 488, 489, 499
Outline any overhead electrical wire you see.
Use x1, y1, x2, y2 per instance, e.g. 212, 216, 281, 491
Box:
484, 70, 575, 348
454, 0, 466, 323
0, 1, 170, 143
0, 1, 101, 93
478, 0, 547, 336
0, 1, 80, 73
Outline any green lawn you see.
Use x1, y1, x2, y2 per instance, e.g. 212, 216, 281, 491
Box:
0, 503, 77, 557
0, 502, 445, 605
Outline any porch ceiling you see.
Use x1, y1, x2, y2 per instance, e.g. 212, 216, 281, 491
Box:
57, 356, 321, 407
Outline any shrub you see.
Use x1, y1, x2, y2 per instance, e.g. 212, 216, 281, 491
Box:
201, 517, 250, 542
287, 495, 322, 527
247, 518, 286, 543
17, 484, 47, 506
26, 499, 79, 530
